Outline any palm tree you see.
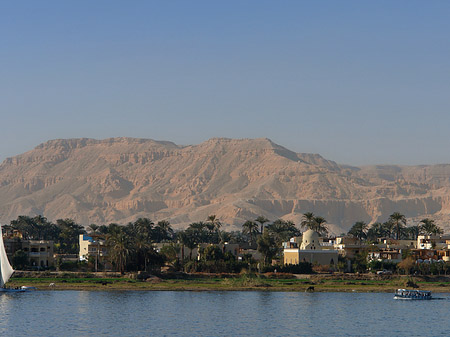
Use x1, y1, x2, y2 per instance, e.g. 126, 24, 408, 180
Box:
88, 224, 99, 234
389, 212, 407, 240
188, 222, 206, 231
382, 221, 395, 239
154, 220, 174, 242
255, 216, 269, 235
206, 215, 221, 232
300, 212, 316, 231
33, 215, 49, 240
348, 221, 368, 243
367, 222, 384, 241
11, 216, 35, 239
134, 233, 153, 271
56, 218, 86, 254
134, 218, 154, 240
107, 230, 131, 274
242, 220, 259, 245
419, 218, 443, 236
257, 232, 278, 265
178, 230, 197, 260
406, 225, 420, 240
266, 219, 300, 245
313, 216, 328, 237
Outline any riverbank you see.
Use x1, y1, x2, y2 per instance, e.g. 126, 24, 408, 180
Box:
8, 272, 450, 292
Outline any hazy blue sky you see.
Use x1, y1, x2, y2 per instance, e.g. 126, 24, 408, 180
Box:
1, 1, 450, 165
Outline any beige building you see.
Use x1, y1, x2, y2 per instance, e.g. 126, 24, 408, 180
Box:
417, 235, 450, 250
367, 249, 402, 263
334, 236, 366, 258
4, 237, 54, 269
283, 230, 338, 266
79, 234, 110, 270
21, 240, 54, 268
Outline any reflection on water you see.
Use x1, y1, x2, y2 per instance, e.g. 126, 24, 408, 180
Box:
0, 291, 449, 336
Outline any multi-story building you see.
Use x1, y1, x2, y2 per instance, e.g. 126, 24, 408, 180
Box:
79, 234, 110, 271
21, 240, 54, 268
4, 237, 54, 269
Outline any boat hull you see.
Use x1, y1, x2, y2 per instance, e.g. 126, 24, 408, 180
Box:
394, 289, 432, 300
0, 286, 36, 293
394, 296, 431, 300
0, 288, 27, 293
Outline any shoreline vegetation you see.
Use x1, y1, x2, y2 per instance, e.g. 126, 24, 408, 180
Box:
4, 213, 449, 290
9, 271, 450, 293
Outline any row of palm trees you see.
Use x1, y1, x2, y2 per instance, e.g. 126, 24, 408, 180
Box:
242, 213, 329, 241
6, 211, 444, 272
347, 212, 444, 242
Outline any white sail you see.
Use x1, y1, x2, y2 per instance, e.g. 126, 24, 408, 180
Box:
0, 226, 14, 287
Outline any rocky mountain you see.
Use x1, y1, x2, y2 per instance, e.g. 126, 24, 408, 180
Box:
1, 137, 450, 234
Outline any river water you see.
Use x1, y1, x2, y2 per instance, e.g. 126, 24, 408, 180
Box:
0, 291, 449, 336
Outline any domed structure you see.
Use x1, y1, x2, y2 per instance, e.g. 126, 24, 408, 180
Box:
300, 229, 321, 250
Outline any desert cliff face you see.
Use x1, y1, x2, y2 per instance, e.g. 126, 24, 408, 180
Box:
1, 137, 450, 234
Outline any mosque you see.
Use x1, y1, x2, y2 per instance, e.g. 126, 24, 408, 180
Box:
283, 229, 338, 266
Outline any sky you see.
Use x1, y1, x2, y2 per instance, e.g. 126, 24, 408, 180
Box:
1, 1, 450, 166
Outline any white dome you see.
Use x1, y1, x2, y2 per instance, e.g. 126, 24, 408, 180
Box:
300, 229, 321, 250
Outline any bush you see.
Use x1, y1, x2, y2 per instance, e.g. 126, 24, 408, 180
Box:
368, 260, 398, 273
58, 261, 87, 272
183, 259, 249, 273
12, 250, 28, 270
263, 263, 313, 274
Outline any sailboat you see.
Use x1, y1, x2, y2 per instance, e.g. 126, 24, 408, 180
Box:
0, 226, 30, 292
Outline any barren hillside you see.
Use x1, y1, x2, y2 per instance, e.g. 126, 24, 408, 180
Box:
1, 137, 450, 234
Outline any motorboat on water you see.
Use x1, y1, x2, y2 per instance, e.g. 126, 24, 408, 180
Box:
0, 225, 35, 293
394, 289, 432, 300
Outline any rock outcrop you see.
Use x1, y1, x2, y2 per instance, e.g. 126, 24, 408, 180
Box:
1, 137, 450, 234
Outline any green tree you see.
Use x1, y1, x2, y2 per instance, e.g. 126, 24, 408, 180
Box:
366, 222, 384, 241
206, 215, 221, 232
56, 218, 86, 254
266, 219, 300, 246
255, 216, 269, 235
242, 220, 259, 245
106, 229, 131, 274
87, 224, 99, 234
201, 245, 224, 261
159, 244, 180, 265
313, 216, 328, 237
348, 221, 368, 242
153, 220, 174, 242
389, 212, 406, 240
11, 215, 60, 240
257, 232, 278, 265
300, 213, 328, 236
382, 221, 395, 239
406, 225, 420, 240
12, 250, 28, 270
300, 212, 316, 231
419, 218, 443, 236
133, 218, 154, 240
352, 250, 368, 273
178, 230, 198, 260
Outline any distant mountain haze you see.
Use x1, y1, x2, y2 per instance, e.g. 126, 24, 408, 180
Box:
1, 137, 450, 234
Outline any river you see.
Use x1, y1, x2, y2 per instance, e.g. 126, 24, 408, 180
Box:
0, 291, 448, 336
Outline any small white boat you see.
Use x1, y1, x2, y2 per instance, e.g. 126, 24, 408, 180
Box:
394, 289, 432, 300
